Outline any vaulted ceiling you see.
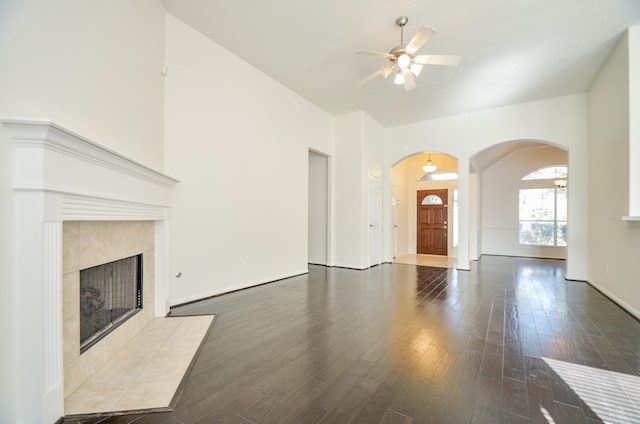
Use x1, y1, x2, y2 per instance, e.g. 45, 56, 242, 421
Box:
163, 0, 640, 128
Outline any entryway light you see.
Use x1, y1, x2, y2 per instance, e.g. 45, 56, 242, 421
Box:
422, 153, 437, 173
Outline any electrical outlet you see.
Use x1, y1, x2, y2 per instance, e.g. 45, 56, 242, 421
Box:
604, 265, 609, 275
239, 259, 244, 269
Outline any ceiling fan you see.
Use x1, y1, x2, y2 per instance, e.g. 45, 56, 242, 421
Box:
356, 16, 461, 91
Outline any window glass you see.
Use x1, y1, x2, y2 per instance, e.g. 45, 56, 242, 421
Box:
519, 188, 567, 247
522, 166, 567, 180
422, 194, 443, 205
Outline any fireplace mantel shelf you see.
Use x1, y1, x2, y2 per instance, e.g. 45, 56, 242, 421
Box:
3, 118, 179, 221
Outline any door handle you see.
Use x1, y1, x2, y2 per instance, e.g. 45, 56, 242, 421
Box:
370, 224, 374, 228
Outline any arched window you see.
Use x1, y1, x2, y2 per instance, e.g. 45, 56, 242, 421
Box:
421, 194, 443, 205
522, 165, 567, 180
519, 165, 567, 247
418, 169, 458, 182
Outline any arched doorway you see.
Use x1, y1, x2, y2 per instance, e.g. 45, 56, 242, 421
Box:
391, 152, 459, 266
470, 141, 568, 260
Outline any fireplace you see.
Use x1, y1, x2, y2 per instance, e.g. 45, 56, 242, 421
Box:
2, 118, 178, 423
80, 254, 143, 353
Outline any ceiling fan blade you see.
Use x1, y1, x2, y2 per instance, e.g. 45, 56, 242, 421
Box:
358, 68, 384, 85
355, 50, 393, 59
381, 65, 393, 78
413, 54, 461, 66
405, 26, 436, 54
403, 70, 416, 91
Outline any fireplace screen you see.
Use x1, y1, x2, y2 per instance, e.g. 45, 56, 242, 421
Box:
80, 254, 143, 353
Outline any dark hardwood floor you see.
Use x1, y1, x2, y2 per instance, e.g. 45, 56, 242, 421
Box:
61, 256, 640, 424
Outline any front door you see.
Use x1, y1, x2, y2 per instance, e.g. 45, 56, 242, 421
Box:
417, 189, 448, 255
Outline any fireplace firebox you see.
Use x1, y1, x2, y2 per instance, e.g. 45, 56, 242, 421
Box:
80, 254, 143, 353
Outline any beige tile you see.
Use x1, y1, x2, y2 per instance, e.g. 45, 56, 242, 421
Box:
171, 316, 214, 341
394, 254, 458, 269
114, 378, 180, 411
133, 326, 176, 344
63, 272, 80, 366
142, 221, 155, 253
64, 314, 210, 414
143, 250, 155, 280
63, 222, 79, 274
107, 221, 144, 259
145, 317, 184, 330
80, 340, 109, 383
64, 357, 81, 397
77, 221, 108, 269
157, 336, 203, 357
65, 382, 127, 415
105, 323, 130, 356
85, 351, 153, 386
117, 338, 166, 357
144, 280, 155, 315
136, 351, 193, 382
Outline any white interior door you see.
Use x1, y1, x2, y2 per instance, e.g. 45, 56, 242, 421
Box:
369, 174, 381, 267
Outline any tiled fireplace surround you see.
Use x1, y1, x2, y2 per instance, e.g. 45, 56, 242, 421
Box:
2, 119, 178, 423
62, 221, 156, 398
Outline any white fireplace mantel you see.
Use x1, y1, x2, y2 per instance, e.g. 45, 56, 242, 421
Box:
2, 118, 179, 423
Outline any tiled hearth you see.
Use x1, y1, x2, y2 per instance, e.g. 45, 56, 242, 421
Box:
65, 314, 214, 416
61, 219, 214, 415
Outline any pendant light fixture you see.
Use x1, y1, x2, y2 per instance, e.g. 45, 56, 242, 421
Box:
422, 153, 437, 173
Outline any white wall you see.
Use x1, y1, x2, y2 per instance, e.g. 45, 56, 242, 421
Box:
0, 0, 166, 170
333, 112, 366, 268
629, 27, 640, 216
331, 111, 385, 269
0, 1, 166, 422
384, 94, 589, 277
481, 144, 568, 259
308, 151, 329, 265
469, 169, 480, 261
164, 14, 334, 305
588, 28, 640, 318
0, 119, 16, 424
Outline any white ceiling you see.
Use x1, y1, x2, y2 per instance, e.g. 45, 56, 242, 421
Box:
162, 0, 640, 128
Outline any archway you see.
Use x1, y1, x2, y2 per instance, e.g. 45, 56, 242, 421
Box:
470, 140, 569, 260
391, 151, 459, 267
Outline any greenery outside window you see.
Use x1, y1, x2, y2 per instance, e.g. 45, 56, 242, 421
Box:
519, 166, 567, 247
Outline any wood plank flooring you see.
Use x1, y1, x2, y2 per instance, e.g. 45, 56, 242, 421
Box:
61, 256, 640, 424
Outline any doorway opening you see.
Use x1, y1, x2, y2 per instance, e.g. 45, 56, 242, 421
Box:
308, 150, 330, 266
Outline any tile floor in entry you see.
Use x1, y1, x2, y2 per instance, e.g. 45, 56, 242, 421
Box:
394, 253, 459, 268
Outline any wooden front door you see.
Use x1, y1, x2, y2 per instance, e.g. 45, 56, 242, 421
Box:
417, 189, 448, 255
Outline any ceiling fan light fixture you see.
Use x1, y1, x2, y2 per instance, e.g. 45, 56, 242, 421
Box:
397, 53, 411, 69
394, 70, 405, 85
355, 16, 460, 90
